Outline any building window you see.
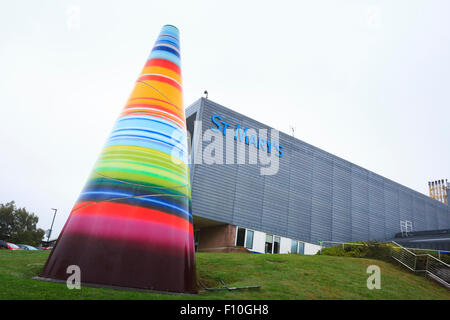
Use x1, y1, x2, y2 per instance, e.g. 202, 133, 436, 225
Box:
265, 234, 281, 254
265, 234, 273, 254
290, 239, 298, 254
298, 241, 305, 255
274, 236, 280, 254
236, 227, 246, 247
245, 230, 254, 250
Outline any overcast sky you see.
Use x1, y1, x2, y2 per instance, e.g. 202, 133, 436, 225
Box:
1, 0, 449, 239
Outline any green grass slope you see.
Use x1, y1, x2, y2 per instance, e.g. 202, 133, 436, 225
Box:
0, 251, 448, 300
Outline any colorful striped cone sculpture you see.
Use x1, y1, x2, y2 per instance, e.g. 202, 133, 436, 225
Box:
40, 25, 197, 293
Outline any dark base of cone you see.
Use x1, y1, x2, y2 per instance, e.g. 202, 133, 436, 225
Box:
40, 233, 197, 294
33, 276, 198, 296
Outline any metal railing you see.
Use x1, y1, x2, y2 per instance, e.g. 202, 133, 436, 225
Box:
392, 244, 447, 259
391, 241, 449, 289
426, 254, 450, 287
391, 243, 418, 271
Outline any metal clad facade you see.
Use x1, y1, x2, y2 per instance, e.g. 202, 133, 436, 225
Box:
188, 98, 450, 244
310, 152, 333, 244
351, 166, 369, 241
288, 146, 313, 242
331, 158, 352, 242
368, 173, 385, 240
384, 181, 400, 240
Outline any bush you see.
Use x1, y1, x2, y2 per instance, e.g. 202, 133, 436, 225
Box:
318, 241, 394, 262
318, 241, 450, 276
363, 241, 393, 262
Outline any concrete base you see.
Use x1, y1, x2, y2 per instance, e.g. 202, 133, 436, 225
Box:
33, 276, 198, 296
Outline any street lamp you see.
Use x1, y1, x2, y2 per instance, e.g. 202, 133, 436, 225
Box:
47, 208, 57, 244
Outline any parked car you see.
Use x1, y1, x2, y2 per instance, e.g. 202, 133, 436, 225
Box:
0, 240, 8, 250
36, 246, 51, 250
0, 240, 23, 250
17, 244, 38, 250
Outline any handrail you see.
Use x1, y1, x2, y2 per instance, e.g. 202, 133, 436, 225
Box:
426, 273, 450, 289
391, 242, 447, 259
391, 241, 449, 289
401, 247, 445, 254
427, 253, 450, 268
391, 241, 417, 256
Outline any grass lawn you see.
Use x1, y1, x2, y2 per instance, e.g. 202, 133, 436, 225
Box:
0, 251, 448, 300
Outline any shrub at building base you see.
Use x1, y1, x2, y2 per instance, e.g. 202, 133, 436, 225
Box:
318, 241, 394, 262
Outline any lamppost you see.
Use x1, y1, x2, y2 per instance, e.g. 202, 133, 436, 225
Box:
47, 208, 57, 245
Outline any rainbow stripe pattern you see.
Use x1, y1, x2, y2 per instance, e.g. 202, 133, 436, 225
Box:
40, 25, 196, 293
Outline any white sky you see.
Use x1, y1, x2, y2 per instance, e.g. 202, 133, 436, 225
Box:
1, 0, 449, 239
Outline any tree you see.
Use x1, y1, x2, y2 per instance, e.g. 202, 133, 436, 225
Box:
0, 201, 45, 246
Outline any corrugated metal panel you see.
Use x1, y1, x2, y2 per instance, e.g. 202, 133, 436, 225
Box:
262, 183, 289, 236
332, 158, 351, 242
232, 165, 265, 230
310, 152, 333, 244
351, 166, 369, 241
427, 202, 439, 230
287, 147, 313, 242
191, 163, 237, 224
399, 187, 413, 227
368, 172, 385, 241
437, 205, 449, 229
384, 181, 400, 239
412, 196, 427, 232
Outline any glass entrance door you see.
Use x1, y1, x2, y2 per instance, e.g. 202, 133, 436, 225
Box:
273, 236, 280, 254
265, 234, 273, 254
